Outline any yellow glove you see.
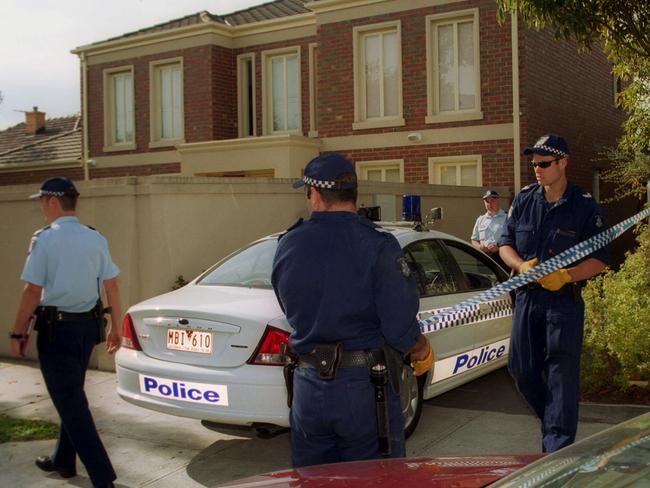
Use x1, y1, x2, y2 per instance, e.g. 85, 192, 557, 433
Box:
411, 343, 434, 377
518, 258, 538, 274
538, 268, 572, 291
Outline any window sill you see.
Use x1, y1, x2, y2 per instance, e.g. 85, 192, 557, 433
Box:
352, 117, 405, 131
425, 111, 484, 124
148, 139, 185, 149
102, 143, 137, 152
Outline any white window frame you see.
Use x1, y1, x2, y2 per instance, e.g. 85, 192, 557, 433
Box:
103, 65, 135, 152
353, 20, 405, 130
237, 53, 257, 138
428, 155, 483, 186
261, 46, 302, 135
426, 9, 483, 124
357, 159, 405, 182
149, 57, 185, 148
308, 43, 318, 138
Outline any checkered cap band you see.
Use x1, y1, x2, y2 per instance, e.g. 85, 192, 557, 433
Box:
303, 176, 338, 189
419, 206, 650, 333
532, 144, 568, 158
40, 190, 66, 197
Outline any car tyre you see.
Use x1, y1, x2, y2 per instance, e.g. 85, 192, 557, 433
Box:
401, 365, 424, 439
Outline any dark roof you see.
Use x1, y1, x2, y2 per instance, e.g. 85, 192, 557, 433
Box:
0, 115, 82, 166
92, 0, 310, 46
224, 0, 310, 26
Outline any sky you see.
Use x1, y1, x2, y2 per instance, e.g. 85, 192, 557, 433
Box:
0, 0, 266, 130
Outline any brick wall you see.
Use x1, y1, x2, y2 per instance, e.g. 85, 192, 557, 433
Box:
317, 0, 513, 137
520, 28, 625, 191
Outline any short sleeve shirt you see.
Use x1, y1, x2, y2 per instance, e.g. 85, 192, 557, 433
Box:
21, 216, 120, 313
471, 209, 506, 244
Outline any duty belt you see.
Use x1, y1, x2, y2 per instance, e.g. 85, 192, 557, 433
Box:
56, 310, 97, 321
298, 350, 372, 369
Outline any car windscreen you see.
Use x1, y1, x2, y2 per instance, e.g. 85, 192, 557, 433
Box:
197, 239, 278, 289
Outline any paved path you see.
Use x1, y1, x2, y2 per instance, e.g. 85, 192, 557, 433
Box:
1, 359, 648, 487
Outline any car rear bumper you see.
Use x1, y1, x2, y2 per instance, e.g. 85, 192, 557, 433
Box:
115, 348, 290, 427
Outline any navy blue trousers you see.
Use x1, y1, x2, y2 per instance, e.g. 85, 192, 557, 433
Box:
290, 366, 405, 468
508, 288, 584, 453
37, 319, 116, 486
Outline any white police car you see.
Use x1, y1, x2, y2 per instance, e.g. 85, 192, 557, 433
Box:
116, 225, 512, 437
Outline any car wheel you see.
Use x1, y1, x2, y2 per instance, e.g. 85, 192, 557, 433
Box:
401, 365, 424, 439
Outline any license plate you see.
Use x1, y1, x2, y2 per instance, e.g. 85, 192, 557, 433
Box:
166, 328, 212, 354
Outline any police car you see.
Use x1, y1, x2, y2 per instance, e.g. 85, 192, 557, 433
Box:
115, 225, 512, 437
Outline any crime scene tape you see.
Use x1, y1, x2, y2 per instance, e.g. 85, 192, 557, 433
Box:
419, 205, 650, 333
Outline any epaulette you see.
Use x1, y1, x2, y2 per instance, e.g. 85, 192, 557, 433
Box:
32, 225, 51, 238
581, 192, 593, 199
520, 183, 536, 192
28, 225, 50, 254
278, 218, 303, 241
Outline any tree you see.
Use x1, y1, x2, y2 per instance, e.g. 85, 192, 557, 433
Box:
497, 1, 650, 199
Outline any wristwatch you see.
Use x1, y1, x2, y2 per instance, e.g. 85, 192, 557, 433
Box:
9, 332, 25, 340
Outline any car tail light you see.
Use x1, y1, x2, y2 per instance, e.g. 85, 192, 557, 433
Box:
121, 313, 141, 351
248, 326, 290, 366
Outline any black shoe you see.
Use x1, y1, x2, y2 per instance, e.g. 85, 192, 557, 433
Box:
34, 456, 76, 478
94, 483, 115, 488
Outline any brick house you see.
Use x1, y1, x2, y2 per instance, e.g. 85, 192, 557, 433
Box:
1, 0, 624, 197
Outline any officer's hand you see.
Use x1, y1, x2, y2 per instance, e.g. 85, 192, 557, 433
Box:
518, 258, 538, 274
411, 343, 434, 377
10, 338, 23, 358
538, 268, 572, 291
105, 328, 122, 354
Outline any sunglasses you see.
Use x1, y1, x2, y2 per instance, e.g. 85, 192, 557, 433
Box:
530, 158, 561, 169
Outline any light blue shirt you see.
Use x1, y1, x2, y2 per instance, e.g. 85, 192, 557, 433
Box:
21, 216, 120, 313
471, 209, 507, 245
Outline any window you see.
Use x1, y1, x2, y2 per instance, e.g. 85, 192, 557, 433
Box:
262, 47, 301, 134
403, 240, 460, 297
150, 58, 184, 147
429, 155, 482, 186
103, 66, 135, 151
308, 43, 318, 137
444, 241, 501, 291
353, 21, 404, 130
426, 9, 482, 123
357, 160, 403, 182
237, 54, 256, 137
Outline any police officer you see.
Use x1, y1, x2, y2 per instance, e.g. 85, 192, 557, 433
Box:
272, 153, 433, 468
9, 177, 121, 488
471, 189, 507, 269
498, 134, 609, 453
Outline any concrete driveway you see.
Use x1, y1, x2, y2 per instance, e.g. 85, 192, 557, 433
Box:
1, 359, 648, 487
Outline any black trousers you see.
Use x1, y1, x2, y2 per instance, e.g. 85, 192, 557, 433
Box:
37, 319, 116, 486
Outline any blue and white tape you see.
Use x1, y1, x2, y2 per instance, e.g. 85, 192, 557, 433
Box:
419, 206, 650, 333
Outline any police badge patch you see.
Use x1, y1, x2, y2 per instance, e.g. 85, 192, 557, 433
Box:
595, 214, 603, 228
397, 257, 411, 277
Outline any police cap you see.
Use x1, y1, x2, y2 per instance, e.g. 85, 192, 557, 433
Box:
29, 176, 80, 200
482, 189, 499, 200
292, 153, 357, 190
523, 134, 569, 158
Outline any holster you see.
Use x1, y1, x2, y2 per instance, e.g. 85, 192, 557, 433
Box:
34, 305, 58, 343
281, 343, 298, 408
93, 299, 111, 344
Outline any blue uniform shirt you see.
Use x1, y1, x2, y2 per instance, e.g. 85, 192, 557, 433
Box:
272, 212, 421, 355
21, 216, 120, 313
471, 209, 506, 244
498, 182, 610, 265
